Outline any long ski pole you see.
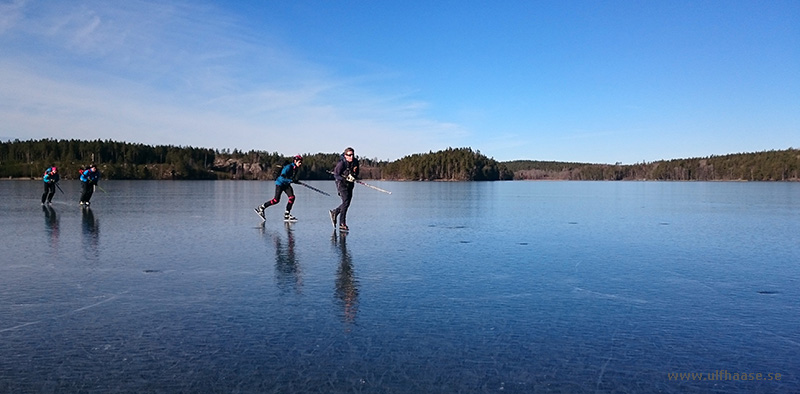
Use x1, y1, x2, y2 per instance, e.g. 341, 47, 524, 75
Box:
354, 179, 392, 194
96, 184, 107, 193
55, 183, 65, 194
297, 182, 331, 196
326, 170, 392, 194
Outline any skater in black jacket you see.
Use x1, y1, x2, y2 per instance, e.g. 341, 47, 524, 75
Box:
329, 147, 359, 232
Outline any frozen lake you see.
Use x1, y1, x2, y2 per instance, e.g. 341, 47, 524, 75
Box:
1, 180, 798, 393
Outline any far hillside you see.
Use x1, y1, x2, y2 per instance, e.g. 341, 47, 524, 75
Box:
503, 148, 800, 181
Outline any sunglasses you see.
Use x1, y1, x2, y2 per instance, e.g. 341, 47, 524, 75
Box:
345, 153, 354, 157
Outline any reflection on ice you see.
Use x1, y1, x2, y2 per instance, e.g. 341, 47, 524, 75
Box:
333, 231, 359, 328
42, 205, 59, 250
263, 222, 302, 294
81, 207, 100, 263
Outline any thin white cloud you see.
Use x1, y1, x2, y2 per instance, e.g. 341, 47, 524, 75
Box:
0, 0, 26, 34
0, 0, 467, 160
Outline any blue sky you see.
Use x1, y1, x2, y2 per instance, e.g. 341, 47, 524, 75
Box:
1, 0, 797, 163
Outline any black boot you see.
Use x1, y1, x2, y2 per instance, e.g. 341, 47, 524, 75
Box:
329, 210, 338, 229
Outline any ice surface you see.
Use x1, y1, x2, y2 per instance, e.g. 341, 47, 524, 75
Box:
1, 180, 798, 392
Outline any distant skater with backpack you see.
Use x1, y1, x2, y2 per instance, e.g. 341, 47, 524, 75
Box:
41, 166, 60, 205
329, 147, 359, 232
79, 164, 100, 206
255, 155, 303, 222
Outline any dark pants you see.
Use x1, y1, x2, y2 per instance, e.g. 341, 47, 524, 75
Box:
42, 183, 56, 204
80, 182, 94, 203
333, 181, 355, 225
263, 184, 295, 212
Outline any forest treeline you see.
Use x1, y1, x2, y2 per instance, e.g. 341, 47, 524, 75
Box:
1, 139, 798, 181
0, 139, 386, 180
0, 139, 502, 180
382, 147, 513, 180
508, 148, 800, 181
